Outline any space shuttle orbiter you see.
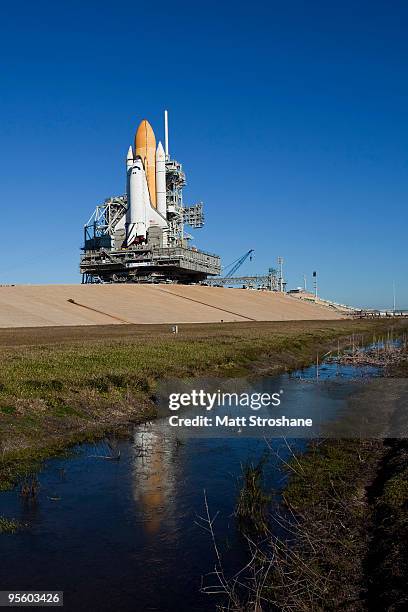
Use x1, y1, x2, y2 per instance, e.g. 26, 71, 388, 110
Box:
125, 119, 168, 246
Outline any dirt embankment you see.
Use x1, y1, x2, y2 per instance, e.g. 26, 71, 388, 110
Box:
0, 284, 344, 327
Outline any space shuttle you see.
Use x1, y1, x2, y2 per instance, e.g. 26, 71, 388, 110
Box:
124, 118, 168, 246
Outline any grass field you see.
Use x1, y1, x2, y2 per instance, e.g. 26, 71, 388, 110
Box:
1, 318, 407, 490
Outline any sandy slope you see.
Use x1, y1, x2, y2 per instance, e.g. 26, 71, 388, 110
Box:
0, 284, 343, 327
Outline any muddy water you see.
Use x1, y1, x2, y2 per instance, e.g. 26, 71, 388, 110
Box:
0, 362, 381, 611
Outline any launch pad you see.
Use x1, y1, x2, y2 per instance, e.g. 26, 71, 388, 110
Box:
80, 241, 221, 284
80, 112, 221, 284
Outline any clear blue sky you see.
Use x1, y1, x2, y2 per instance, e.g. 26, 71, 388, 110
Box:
1, 1, 407, 308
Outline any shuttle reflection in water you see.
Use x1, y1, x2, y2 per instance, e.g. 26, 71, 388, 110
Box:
131, 421, 181, 535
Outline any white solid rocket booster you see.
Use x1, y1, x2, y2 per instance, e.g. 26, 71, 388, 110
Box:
126, 157, 147, 245
156, 141, 166, 218
126, 145, 134, 171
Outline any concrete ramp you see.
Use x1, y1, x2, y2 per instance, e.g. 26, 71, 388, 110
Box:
0, 284, 344, 328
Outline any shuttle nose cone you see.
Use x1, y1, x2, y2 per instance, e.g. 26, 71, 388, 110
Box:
135, 119, 157, 207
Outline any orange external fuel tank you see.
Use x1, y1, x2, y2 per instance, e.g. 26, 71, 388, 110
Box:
134, 119, 157, 208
